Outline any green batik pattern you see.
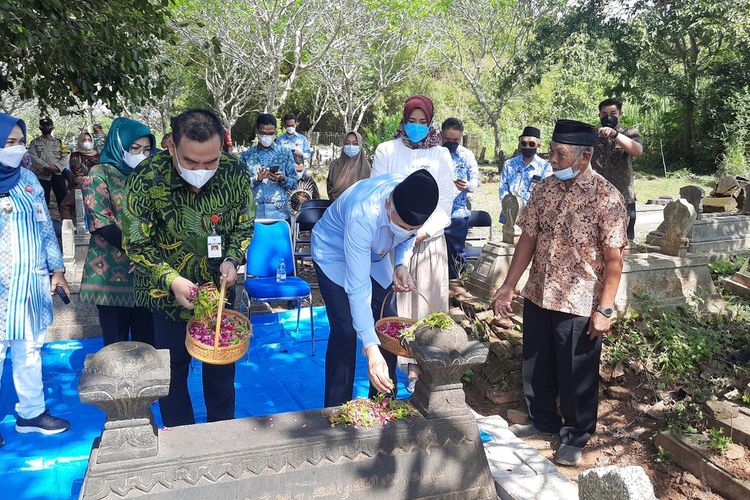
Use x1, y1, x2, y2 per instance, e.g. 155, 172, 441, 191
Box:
122, 150, 255, 320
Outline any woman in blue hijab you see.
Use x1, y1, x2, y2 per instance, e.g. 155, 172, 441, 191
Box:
0, 113, 71, 447
80, 117, 156, 346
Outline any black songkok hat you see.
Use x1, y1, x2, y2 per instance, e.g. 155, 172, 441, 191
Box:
39, 117, 53, 126
552, 119, 596, 146
392, 169, 439, 226
520, 126, 541, 139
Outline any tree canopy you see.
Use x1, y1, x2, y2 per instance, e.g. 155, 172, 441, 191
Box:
3, 0, 749, 175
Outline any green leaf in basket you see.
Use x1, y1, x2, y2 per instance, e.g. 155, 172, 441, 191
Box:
402, 312, 456, 341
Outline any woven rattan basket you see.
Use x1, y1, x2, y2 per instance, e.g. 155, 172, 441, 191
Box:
374, 290, 431, 358
185, 279, 251, 365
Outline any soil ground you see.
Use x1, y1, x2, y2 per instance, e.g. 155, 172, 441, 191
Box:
467, 384, 735, 499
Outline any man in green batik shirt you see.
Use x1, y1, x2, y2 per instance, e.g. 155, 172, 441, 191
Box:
122, 109, 255, 428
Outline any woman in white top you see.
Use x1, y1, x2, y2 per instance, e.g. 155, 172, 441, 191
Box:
371, 95, 454, 323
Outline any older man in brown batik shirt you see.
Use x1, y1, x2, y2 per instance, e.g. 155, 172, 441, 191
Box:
591, 98, 643, 241
491, 119, 628, 467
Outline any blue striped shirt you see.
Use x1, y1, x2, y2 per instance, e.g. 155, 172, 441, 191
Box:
0, 168, 63, 340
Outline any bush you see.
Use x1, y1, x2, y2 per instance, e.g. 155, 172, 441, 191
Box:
606, 301, 750, 385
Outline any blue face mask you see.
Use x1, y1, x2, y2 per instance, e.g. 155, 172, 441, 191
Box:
553, 151, 584, 181
403, 123, 430, 143
342, 144, 360, 158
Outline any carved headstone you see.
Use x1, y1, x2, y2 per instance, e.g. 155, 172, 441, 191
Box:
679, 185, 705, 218
501, 194, 522, 244
410, 322, 489, 419
659, 199, 697, 257
78, 342, 170, 463
79, 333, 496, 499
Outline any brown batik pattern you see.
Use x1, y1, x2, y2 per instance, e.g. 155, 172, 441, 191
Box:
518, 168, 628, 317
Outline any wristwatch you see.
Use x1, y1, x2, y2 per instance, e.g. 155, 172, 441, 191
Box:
223, 257, 239, 270
596, 305, 614, 318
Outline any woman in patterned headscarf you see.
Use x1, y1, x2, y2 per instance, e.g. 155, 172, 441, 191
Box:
370, 95, 454, 391
80, 117, 156, 346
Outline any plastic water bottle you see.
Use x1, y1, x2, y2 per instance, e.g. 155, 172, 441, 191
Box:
276, 258, 287, 283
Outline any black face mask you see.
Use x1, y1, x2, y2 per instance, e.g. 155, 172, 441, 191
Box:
443, 141, 459, 154
600, 115, 619, 128
520, 148, 536, 159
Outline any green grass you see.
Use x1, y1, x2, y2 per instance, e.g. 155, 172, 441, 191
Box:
633, 169, 715, 204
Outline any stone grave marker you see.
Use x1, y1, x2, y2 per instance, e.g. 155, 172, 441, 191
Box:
703, 196, 737, 213
724, 256, 750, 298
738, 183, 748, 214
74, 189, 91, 245
659, 199, 697, 257
61, 219, 76, 275
501, 193, 522, 244
578, 466, 656, 500
679, 185, 705, 218
78, 335, 496, 499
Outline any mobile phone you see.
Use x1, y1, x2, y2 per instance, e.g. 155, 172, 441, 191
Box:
55, 285, 70, 304
269, 166, 279, 173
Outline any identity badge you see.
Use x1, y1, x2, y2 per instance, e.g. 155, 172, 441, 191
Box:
34, 203, 48, 222
207, 234, 223, 258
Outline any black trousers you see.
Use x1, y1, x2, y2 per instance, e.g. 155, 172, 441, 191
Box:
152, 310, 236, 427
314, 261, 398, 407
97, 305, 155, 347
626, 202, 636, 241
444, 216, 470, 279
522, 299, 601, 448
40, 174, 68, 209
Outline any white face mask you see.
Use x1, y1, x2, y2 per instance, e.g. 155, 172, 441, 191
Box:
387, 205, 416, 239
179, 165, 216, 189
258, 134, 275, 147
175, 150, 217, 189
286, 126, 296, 135
123, 151, 147, 169
0, 145, 27, 169
82, 141, 94, 150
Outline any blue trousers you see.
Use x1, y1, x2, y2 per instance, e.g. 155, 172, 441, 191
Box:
314, 262, 398, 407
444, 216, 470, 279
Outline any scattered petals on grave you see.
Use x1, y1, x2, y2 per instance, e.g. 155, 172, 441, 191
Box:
327, 395, 420, 428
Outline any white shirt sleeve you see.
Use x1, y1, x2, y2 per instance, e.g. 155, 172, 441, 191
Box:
420, 148, 455, 237
371, 142, 391, 178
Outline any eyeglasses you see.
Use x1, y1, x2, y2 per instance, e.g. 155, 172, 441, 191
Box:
129, 144, 152, 155
520, 141, 538, 148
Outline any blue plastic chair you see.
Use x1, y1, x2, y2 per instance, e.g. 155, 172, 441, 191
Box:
243, 220, 315, 354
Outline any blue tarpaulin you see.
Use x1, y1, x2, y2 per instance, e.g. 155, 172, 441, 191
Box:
0, 306, 410, 500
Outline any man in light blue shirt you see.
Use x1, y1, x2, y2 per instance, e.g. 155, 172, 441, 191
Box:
276, 113, 312, 165
441, 118, 481, 279
240, 113, 297, 220
312, 169, 439, 407
498, 126, 552, 222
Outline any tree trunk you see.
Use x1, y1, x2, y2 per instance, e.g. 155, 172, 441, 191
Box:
491, 122, 502, 164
